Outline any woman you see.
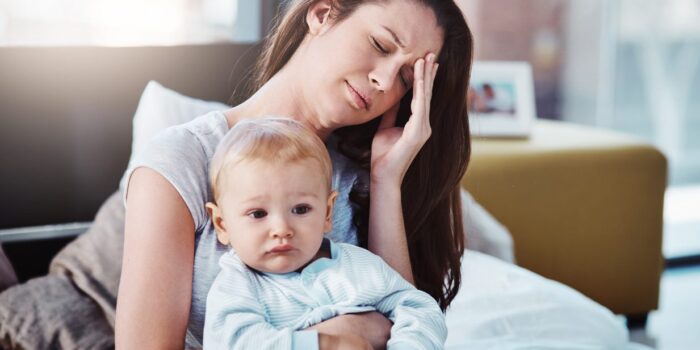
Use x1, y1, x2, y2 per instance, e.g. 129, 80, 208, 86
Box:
115, 0, 472, 348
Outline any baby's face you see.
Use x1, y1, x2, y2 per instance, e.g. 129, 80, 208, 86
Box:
215, 159, 334, 274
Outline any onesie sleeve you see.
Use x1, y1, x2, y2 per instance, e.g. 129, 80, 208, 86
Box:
374, 259, 448, 350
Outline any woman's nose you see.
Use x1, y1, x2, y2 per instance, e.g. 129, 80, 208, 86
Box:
369, 60, 401, 93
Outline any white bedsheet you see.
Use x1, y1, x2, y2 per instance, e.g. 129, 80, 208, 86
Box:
445, 250, 651, 350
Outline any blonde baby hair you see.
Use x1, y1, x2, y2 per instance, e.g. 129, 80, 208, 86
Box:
209, 117, 332, 201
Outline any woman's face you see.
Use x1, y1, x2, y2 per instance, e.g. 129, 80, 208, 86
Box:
300, 0, 444, 128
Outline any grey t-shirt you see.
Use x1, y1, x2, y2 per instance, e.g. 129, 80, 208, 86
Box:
120, 111, 366, 347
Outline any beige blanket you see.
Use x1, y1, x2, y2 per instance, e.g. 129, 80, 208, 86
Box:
0, 192, 123, 350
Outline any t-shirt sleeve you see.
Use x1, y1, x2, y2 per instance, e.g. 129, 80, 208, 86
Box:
119, 125, 212, 232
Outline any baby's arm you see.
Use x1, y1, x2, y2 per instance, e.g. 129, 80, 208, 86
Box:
203, 256, 318, 350
374, 260, 448, 350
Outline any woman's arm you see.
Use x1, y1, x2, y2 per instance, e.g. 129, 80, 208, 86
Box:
368, 54, 438, 284
368, 180, 412, 284
115, 167, 196, 349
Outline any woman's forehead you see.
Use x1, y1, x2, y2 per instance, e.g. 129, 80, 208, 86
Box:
355, 1, 444, 56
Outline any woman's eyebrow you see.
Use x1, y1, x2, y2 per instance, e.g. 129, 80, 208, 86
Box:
381, 25, 406, 49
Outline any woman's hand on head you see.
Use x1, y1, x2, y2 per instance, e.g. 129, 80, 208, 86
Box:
370, 53, 439, 187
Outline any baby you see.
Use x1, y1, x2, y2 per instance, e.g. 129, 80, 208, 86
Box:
203, 117, 447, 350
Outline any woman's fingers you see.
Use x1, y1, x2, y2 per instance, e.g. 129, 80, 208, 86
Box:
419, 54, 435, 133
425, 54, 434, 101
411, 58, 425, 121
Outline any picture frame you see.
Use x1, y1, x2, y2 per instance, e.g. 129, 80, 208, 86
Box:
467, 61, 537, 138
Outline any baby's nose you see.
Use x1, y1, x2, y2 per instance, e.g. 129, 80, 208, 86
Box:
270, 219, 293, 239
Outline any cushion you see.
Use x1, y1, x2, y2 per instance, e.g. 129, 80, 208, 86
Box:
130, 80, 230, 157
461, 189, 514, 262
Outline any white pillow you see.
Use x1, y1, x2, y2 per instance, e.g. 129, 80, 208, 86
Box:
462, 189, 515, 263
129, 80, 230, 157
118, 81, 229, 193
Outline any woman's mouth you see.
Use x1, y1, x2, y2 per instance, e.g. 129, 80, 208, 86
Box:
345, 80, 370, 111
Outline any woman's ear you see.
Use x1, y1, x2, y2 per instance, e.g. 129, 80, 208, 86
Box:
323, 191, 339, 233
306, 0, 333, 36
206, 202, 230, 245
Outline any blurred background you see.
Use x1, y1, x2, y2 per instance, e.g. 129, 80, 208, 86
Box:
1, 0, 698, 347
455, 0, 700, 261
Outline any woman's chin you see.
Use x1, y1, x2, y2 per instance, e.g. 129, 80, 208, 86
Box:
331, 111, 374, 128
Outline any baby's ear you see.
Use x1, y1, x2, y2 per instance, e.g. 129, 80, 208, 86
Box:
323, 191, 338, 233
206, 202, 230, 245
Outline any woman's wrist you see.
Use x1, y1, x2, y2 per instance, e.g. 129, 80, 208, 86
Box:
369, 170, 403, 190
368, 168, 414, 284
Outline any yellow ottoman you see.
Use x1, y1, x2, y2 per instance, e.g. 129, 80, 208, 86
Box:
461, 120, 667, 321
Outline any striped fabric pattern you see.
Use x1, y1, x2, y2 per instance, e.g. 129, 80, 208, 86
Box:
203, 241, 447, 349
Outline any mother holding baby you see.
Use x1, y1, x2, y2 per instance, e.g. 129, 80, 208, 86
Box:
115, 0, 472, 348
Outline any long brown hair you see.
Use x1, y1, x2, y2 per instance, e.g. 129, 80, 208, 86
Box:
251, 0, 473, 310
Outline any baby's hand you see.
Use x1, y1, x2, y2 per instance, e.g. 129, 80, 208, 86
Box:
319, 333, 372, 350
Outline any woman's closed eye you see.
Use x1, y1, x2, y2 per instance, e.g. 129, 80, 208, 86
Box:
291, 205, 312, 215
247, 209, 267, 219
370, 35, 388, 54
370, 36, 410, 90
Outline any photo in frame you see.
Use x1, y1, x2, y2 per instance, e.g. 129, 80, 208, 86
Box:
467, 61, 536, 138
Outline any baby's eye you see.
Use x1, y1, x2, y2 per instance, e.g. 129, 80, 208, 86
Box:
291, 205, 311, 215
248, 210, 267, 219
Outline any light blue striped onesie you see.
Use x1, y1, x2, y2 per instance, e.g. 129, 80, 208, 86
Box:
203, 239, 447, 350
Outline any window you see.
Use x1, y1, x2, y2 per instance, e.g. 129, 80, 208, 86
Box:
0, 0, 278, 46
